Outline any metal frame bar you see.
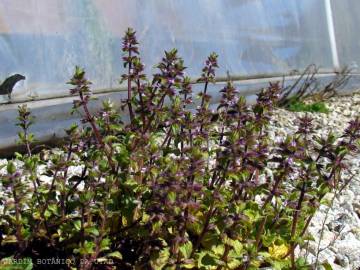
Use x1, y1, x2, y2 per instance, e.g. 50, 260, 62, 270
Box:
325, 0, 340, 70
2, 68, 359, 107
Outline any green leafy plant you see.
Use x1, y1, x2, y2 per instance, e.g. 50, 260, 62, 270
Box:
286, 98, 329, 113
0, 28, 359, 270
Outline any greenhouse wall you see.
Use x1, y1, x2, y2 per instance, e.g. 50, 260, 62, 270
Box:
0, 0, 360, 152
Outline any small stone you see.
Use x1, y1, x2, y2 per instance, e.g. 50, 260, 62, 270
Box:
334, 239, 360, 269
335, 254, 349, 267
343, 109, 351, 116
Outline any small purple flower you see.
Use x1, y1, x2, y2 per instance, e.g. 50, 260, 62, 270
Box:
290, 140, 296, 148
286, 157, 294, 166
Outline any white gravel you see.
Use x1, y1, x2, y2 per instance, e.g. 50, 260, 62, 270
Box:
269, 92, 360, 270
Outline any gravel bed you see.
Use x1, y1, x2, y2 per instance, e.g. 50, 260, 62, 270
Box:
269, 92, 360, 270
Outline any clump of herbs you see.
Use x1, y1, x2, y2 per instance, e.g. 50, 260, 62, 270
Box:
0, 28, 359, 270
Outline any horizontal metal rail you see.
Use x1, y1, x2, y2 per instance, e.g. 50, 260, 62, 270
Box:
1, 68, 359, 107
1, 70, 360, 156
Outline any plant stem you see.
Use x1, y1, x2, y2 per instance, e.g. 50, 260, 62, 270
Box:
79, 92, 115, 172
290, 181, 306, 270
127, 50, 134, 121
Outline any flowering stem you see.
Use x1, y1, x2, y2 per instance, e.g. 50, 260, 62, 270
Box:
127, 50, 134, 122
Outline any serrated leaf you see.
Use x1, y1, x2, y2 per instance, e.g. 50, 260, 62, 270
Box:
85, 227, 99, 236
199, 253, 218, 267
268, 243, 289, 260
150, 248, 170, 269
179, 241, 193, 259
211, 244, 225, 256
100, 238, 111, 252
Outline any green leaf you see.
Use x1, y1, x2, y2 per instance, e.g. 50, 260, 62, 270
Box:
295, 257, 308, 269
171, 124, 180, 135
100, 238, 111, 252
243, 209, 260, 222
85, 227, 99, 237
79, 191, 94, 203
322, 262, 333, 270
48, 204, 59, 215
74, 66, 85, 78
44, 209, 52, 219
227, 258, 242, 269
199, 253, 218, 267
7, 162, 16, 174
262, 233, 278, 247
181, 261, 196, 269
150, 248, 170, 269
76, 241, 95, 255
271, 259, 291, 270
231, 240, 243, 256
115, 145, 130, 167
211, 244, 225, 256
179, 241, 193, 259
99, 159, 109, 172
201, 231, 219, 249
14, 152, 23, 159
167, 191, 176, 203
106, 251, 122, 259
73, 220, 81, 231
104, 135, 119, 144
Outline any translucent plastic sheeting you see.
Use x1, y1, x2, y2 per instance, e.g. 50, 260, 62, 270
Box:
2, 73, 360, 155
0, 0, 333, 101
331, 0, 360, 69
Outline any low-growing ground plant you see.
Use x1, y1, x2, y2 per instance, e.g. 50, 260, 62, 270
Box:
286, 98, 329, 114
0, 28, 359, 270
278, 64, 352, 114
